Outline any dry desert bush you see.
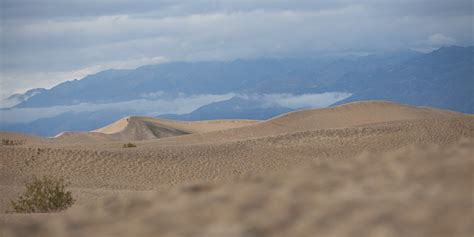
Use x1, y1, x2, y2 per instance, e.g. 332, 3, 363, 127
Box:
123, 142, 137, 148
9, 175, 75, 213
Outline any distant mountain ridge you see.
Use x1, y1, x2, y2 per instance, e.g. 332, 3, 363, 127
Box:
13, 49, 424, 108
1, 46, 473, 137
11, 46, 473, 113
334, 46, 474, 112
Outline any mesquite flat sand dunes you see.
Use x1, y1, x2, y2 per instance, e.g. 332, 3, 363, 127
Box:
1, 101, 473, 237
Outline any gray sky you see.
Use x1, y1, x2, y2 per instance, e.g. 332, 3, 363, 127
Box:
1, 0, 473, 96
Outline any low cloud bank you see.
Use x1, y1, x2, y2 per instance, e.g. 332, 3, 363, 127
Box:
0, 92, 350, 124
243, 92, 352, 109
0, 97, 22, 109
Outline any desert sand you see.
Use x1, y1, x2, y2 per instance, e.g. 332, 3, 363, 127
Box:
0, 101, 473, 236
56, 117, 258, 141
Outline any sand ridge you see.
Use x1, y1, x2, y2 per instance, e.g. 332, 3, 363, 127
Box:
55, 116, 261, 141
20, 101, 468, 143
1, 101, 473, 236
94, 116, 259, 134
154, 101, 467, 145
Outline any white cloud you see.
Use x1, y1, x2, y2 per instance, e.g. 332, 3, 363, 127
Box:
241, 93, 352, 109
428, 33, 456, 46
262, 93, 352, 109
140, 91, 165, 100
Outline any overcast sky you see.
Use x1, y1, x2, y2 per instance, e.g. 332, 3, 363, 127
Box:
1, 0, 473, 96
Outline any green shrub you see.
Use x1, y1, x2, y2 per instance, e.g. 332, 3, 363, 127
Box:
123, 142, 137, 148
10, 176, 75, 213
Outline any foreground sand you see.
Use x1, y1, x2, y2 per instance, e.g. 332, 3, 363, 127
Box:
3, 140, 473, 237
0, 101, 473, 236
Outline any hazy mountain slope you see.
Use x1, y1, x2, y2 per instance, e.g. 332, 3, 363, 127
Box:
11, 47, 472, 115
1, 88, 46, 108
15, 69, 132, 108
14, 51, 421, 108
334, 46, 474, 113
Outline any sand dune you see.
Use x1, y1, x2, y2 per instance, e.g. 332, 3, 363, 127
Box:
53, 116, 258, 142
53, 101, 464, 143
0, 101, 473, 236
156, 101, 466, 144
94, 116, 259, 135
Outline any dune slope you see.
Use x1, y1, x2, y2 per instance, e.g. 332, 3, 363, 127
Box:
50, 101, 465, 143
157, 101, 466, 144
53, 116, 259, 142
3, 140, 473, 237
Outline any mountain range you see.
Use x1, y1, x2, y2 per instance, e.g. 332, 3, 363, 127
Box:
1, 46, 472, 136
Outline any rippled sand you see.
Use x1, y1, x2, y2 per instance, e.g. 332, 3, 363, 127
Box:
1, 101, 473, 236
